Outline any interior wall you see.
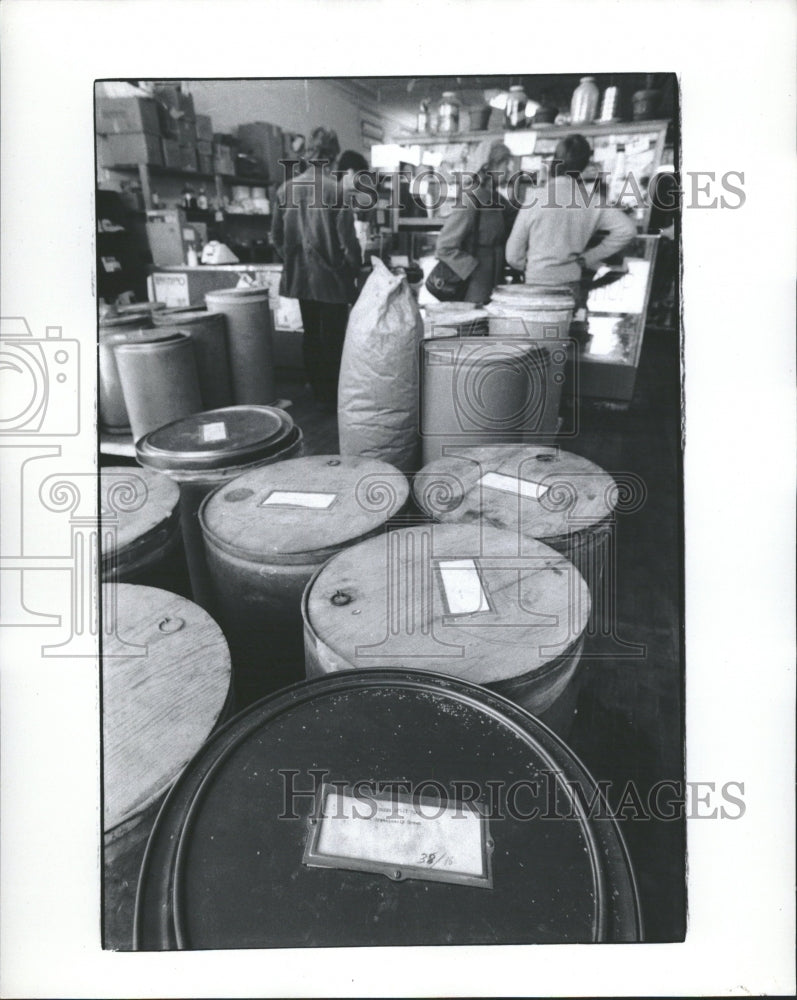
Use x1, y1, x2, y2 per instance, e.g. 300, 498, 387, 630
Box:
188, 79, 386, 156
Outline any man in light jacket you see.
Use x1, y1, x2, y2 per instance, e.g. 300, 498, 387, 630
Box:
505, 134, 636, 296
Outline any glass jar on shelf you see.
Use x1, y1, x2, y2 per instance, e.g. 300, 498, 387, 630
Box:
570, 76, 600, 124
437, 92, 460, 135
504, 85, 528, 130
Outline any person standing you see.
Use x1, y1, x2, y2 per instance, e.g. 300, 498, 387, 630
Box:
432, 141, 515, 304
505, 133, 636, 302
271, 127, 362, 411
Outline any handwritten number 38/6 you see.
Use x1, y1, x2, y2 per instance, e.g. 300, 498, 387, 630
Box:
418, 852, 453, 867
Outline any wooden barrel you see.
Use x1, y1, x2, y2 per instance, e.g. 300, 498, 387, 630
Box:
134, 670, 642, 949
136, 405, 303, 613
98, 314, 153, 434
100, 466, 188, 595
151, 309, 234, 410
421, 338, 561, 465
302, 522, 590, 722
412, 444, 617, 600
115, 332, 203, 442
205, 287, 276, 405
102, 583, 232, 947
199, 455, 410, 707
487, 286, 575, 340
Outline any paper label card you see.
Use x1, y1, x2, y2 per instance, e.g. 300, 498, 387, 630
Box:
436, 558, 490, 615
260, 490, 337, 510
201, 421, 228, 442
304, 784, 492, 888
479, 471, 550, 501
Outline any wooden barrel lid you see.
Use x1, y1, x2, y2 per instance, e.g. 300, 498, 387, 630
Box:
305, 523, 589, 685
413, 445, 617, 542
102, 584, 231, 834
101, 466, 180, 555
200, 455, 409, 563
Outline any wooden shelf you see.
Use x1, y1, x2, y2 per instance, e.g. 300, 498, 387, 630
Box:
104, 163, 272, 187
392, 119, 671, 145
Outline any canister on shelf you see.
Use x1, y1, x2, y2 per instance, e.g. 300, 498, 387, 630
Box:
115, 331, 203, 443
437, 91, 460, 135
100, 465, 189, 596
136, 405, 303, 613
199, 455, 409, 706
302, 522, 590, 725
134, 669, 643, 950
570, 76, 600, 124
504, 85, 528, 130
205, 286, 276, 405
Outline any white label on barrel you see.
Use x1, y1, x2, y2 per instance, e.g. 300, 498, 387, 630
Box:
479, 471, 550, 501
436, 559, 490, 615
259, 490, 337, 509
305, 785, 490, 887
202, 422, 228, 442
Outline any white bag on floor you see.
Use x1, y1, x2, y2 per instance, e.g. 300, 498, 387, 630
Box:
338, 257, 423, 473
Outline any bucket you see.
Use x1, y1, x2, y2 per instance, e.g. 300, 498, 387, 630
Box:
102, 583, 232, 948
151, 309, 234, 410
136, 405, 303, 613
98, 314, 154, 434
412, 444, 619, 633
133, 669, 642, 949
487, 286, 575, 341
205, 286, 276, 405
420, 338, 561, 465
302, 522, 590, 722
200, 455, 410, 706
100, 466, 189, 596
115, 332, 203, 443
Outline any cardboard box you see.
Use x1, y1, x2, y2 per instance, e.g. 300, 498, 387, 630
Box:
161, 138, 182, 169
97, 97, 161, 135
196, 114, 213, 141
179, 145, 198, 171
146, 209, 207, 266
157, 103, 179, 138
153, 84, 194, 120
197, 153, 214, 174
237, 121, 285, 185
197, 139, 213, 156
176, 117, 197, 145
106, 131, 163, 166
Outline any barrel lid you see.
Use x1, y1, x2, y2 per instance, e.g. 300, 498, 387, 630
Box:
114, 331, 190, 354
136, 406, 293, 472
422, 338, 550, 363
117, 302, 166, 316
134, 670, 641, 949
205, 286, 269, 302
200, 455, 409, 563
152, 307, 214, 326
305, 523, 589, 685
490, 286, 576, 310
100, 466, 180, 555
413, 445, 617, 541
102, 584, 231, 834
99, 313, 153, 331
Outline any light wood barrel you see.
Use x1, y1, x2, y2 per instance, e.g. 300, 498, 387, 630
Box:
200, 455, 409, 707
302, 522, 589, 721
412, 444, 618, 597
102, 583, 232, 842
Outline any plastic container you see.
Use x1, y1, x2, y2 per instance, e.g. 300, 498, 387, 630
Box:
134, 669, 643, 949
205, 287, 276, 405
115, 332, 203, 443
199, 455, 409, 706
136, 405, 303, 613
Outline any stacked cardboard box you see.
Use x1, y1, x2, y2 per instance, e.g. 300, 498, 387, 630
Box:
97, 97, 164, 166
237, 121, 285, 186
213, 133, 237, 176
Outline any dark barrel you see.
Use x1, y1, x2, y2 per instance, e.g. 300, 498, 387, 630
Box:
133, 670, 643, 949
136, 405, 303, 614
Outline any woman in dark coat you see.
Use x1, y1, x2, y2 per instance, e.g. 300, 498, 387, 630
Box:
271, 127, 362, 410
434, 141, 514, 304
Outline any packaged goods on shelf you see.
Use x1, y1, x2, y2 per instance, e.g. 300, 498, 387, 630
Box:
107, 131, 163, 167
97, 97, 161, 135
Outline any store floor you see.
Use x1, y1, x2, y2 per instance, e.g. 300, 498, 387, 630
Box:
103, 324, 685, 948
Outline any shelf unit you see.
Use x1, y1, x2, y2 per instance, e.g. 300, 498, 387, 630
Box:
103, 162, 272, 212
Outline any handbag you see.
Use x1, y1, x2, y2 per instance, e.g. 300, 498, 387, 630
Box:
425, 205, 481, 302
